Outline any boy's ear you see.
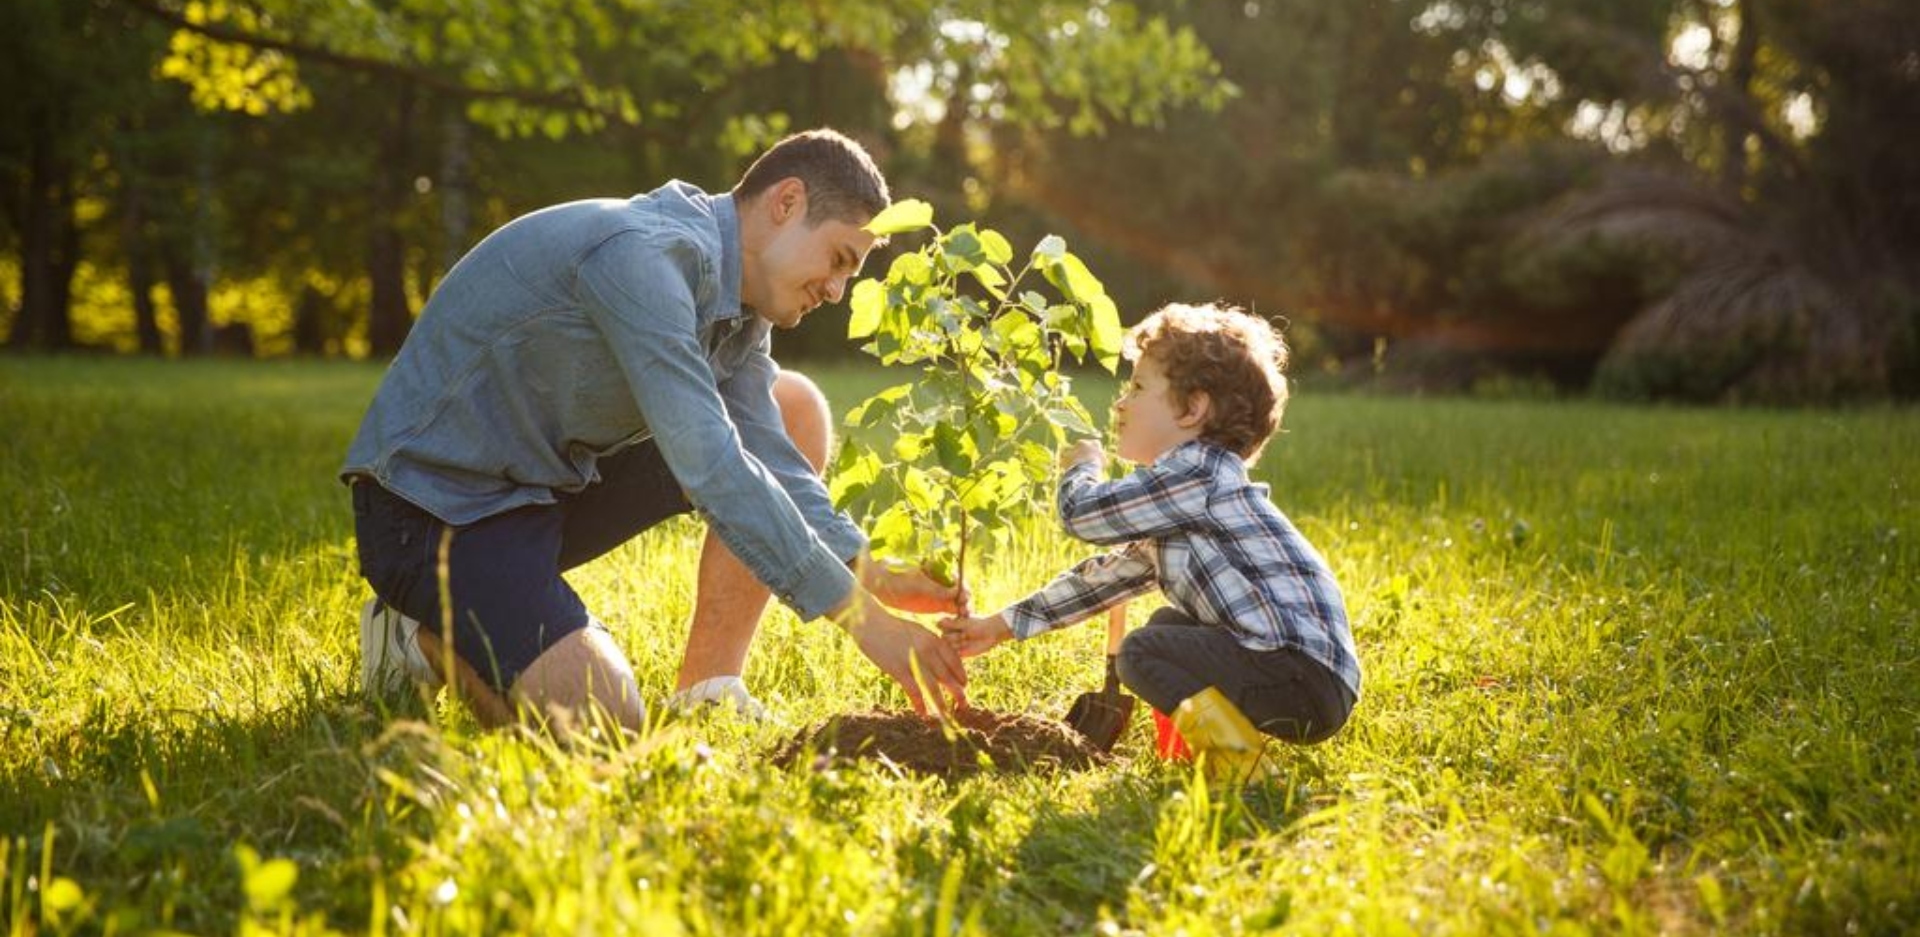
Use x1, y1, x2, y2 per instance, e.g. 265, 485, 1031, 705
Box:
1177, 391, 1211, 429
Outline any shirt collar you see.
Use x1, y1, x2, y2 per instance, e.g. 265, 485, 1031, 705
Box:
1161, 438, 1247, 477
712, 192, 745, 320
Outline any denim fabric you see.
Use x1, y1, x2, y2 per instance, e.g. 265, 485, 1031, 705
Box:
1116, 607, 1354, 744
351, 441, 696, 692
342, 181, 862, 620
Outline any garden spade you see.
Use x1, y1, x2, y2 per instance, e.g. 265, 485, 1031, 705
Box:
1064, 605, 1135, 751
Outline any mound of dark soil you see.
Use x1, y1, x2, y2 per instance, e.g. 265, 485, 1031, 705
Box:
773, 707, 1110, 778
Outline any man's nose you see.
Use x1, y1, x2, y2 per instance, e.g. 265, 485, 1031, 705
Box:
825, 275, 848, 304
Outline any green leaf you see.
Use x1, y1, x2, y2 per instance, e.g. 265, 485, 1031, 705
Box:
1088, 294, 1125, 372
990, 311, 1042, 355
848, 279, 884, 339
979, 229, 1014, 265
941, 226, 986, 269
1051, 251, 1107, 302
829, 445, 881, 507
1049, 400, 1098, 438
921, 553, 956, 589
902, 467, 940, 513
865, 199, 934, 236
968, 264, 1007, 298
868, 503, 915, 557
887, 251, 934, 287
932, 422, 976, 476
1033, 234, 1066, 261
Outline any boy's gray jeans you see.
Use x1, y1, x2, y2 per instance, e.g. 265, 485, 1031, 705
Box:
1115, 607, 1355, 744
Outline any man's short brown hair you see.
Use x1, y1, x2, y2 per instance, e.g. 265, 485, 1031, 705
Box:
733, 128, 889, 227
1124, 302, 1290, 464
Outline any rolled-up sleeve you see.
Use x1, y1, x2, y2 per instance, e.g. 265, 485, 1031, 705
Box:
1004, 542, 1158, 639
718, 340, 869, 563
577, 231, 855, 619
1057, 453, 1215, 544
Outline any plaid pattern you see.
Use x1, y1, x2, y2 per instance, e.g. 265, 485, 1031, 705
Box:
1005, 440, 1361, 699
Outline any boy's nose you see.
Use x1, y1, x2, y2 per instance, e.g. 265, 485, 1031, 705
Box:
825, 276, 848, 303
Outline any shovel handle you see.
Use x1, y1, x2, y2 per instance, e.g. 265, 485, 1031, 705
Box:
1104, 602, 1128, 656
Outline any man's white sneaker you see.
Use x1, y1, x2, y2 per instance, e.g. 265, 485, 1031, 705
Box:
359, 598, 444, 695
667, 675, 769, 721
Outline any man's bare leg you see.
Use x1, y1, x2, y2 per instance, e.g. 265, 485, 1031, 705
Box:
417, 625, 644, 735
674, 370, 832, 692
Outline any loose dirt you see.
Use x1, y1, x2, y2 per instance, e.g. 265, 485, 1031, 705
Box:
772, 707, 1111, 778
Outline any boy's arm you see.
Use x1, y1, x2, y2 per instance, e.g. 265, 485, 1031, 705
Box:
1054, 448, 1214, 545
1002, 542, 1158, 640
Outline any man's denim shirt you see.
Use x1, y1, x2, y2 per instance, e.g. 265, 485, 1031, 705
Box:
342, 181, 865, 620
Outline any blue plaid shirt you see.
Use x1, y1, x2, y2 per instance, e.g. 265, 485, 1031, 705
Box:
1005, 440, 1362, 700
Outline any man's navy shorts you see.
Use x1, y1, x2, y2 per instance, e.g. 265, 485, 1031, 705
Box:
350, 441, 692, 692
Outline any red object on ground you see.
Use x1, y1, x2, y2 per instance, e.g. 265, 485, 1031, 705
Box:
1152, 709, 1191, 760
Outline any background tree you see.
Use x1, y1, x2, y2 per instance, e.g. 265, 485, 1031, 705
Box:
110, 0, 1229, 356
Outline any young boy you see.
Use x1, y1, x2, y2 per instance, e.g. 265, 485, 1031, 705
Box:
939, 302, 1360, 777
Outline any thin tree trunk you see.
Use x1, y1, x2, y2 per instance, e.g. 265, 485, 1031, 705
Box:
10, 128, 77, 351
120, 152, 165, 355
293, 283, 326, 355
1721, 0, 1760, 194
368, 83, 416, 358
163, 243, 209, 356
439, 107, 471, 276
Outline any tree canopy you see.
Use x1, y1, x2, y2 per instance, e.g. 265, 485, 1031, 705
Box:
4, 0, 1914, 402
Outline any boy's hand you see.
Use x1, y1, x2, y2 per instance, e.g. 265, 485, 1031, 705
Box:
1059, 438, 1106, 472
860, 557, 972, 615
938, 612, 1014, 658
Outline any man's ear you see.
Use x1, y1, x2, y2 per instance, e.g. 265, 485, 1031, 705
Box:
1178, 391, 1211, 428
768, 177, 808, 225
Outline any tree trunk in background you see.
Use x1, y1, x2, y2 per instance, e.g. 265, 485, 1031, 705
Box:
1328, 3, 1383, 168
439, 107, 471, 275
293, 283, 326, 355
9, 128, 77, 350
121, 162, 165, 355
162, 243, 209, 356
368, 83, 416, 358
1721, 0, 1760, 194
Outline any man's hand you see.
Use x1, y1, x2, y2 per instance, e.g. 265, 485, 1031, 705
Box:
861, 557, 972, 615
835, 593, 969, 716
1060, 438, 1107, 472
938, 612, 1013, 659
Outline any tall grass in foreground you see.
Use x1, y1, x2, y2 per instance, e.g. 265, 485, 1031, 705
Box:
1, 356, 1915, 935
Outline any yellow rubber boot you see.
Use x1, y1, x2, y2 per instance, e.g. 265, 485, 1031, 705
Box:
1171, 687, 1266, 783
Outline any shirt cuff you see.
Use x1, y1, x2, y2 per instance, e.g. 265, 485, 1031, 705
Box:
782, 542, 860, 621
819, 514, 869, 566
1002, 600, 1052, 641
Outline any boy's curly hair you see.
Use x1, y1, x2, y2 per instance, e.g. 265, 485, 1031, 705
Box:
1124, 302, 1290, 464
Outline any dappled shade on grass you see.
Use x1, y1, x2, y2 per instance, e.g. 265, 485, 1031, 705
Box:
773, 708, 1111, 778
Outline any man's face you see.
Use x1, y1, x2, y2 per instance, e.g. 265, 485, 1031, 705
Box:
746, 206, 877, 330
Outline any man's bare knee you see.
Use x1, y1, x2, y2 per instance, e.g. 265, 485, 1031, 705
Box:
510, 625, 646, 735
773, 369, 832, 472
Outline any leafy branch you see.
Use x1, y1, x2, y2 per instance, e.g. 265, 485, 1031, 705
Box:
831, 200, 1123, 590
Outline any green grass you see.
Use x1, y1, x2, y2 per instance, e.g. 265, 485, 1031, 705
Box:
1, 355, 1916, 935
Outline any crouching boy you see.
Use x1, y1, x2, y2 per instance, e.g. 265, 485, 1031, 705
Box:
940, 302, 1360, 779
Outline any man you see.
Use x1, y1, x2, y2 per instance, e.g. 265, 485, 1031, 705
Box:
342, 129, 968, 730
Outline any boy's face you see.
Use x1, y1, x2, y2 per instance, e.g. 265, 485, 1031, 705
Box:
1113, 354, 1204, 464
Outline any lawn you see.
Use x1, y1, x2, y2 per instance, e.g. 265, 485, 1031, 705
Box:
1, 356, 1915, 935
